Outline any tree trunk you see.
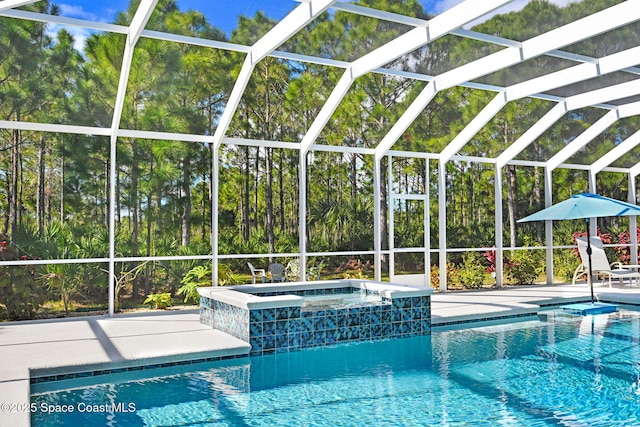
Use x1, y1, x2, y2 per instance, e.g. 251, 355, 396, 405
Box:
379, 158, 388, 271
278, 150, 285, 232
9, 128, 21, 244
181, 153, 192, 246
37, 135, 46, 234
266, 147, 275, 259
242, 146, 250, 240
534, 166, 543, 243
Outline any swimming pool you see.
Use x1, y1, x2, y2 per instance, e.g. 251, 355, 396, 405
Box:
31, 309, 640, 426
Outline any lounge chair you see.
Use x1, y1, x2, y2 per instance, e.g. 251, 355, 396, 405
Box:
573, 236, 640, 287
268, 262, 286, 282
247, 262, 266, 284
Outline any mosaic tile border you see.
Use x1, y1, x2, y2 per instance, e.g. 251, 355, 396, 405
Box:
30, 354, 248, 384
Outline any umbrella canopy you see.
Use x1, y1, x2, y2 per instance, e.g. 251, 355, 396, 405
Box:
518, 192, 640, 304
518, 193, 640, 223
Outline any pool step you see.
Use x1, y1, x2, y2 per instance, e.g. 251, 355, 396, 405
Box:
561, 302, 618, 316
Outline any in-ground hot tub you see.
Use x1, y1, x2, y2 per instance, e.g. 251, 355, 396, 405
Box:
198, 279, 433, 354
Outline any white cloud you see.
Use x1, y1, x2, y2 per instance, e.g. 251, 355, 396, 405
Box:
57, 4, 100, 21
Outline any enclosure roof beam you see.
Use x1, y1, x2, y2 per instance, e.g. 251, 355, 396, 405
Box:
129, 0, 156, 46
496, 102, 567, 168
373, 0, 640, 160
0, 0, 36, 12
591, 128, 640, 175
374, 82, 437, 162
566, 77, 640, 111
211, 0, 336, 149
546, 110, 619, 172
496, 82, 640, 169
436, 0, 640, 91
440, 91, 508, 163
300, 0, 513, 155
110, 0, 158, 137
508, 46, 640, 101
590, 103, 640, 174
630, 161, 640, 178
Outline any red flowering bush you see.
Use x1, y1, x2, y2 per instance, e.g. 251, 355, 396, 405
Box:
614, 228, 640, 263
482, 247, 517, 273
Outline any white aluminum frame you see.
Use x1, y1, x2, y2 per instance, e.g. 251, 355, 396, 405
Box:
2, 0, 640, 315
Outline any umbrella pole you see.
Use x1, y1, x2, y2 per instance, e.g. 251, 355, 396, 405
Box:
586, 219, 595, 305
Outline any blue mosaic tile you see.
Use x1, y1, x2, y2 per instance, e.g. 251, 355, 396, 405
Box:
289, 306, 301, 318
289, 319, 301, 333
399, 322, 410, 335
288, 333, 301, 348
360, 325, 371, 340
401, 309, 412, 322
325, 315, 336, 330
263, 321, 276, 336
370, 310, 381, 325
249, 322, 263, 337
347, 312, 359, 327
300, 331, 312, 347
275, 333, 289, 349
391, 322, 402, 336
275, 320, 289, 335
300, 316, 313, 333
313, 330, 326, 346
313, 316, 326, 330
263, 308, 276, 322
326, 329, 337, 344
263, 335, 276, 350
336, 327, 349, 341
371, 324, 382, 338
349, 326, 361, 340
390, 309, 402, 323
336, 310, 348, 327
249, 310, 263, 323
276, 307, 289, 320
380, 307, 391, 323
410, 320, 421, 335
360, 310, 371, 325
420, 319, 430, 332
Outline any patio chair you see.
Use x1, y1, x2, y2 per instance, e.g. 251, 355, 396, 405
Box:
573, 236, 640, 287
268, 262, 286, 282
247, 262, 266, 284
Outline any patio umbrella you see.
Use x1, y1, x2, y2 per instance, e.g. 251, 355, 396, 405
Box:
518, 192, 640, 304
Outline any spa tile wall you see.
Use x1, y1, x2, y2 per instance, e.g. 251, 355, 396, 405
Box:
201, 294, 431, 355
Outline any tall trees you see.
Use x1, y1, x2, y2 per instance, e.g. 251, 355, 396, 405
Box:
2, 0, 639, 315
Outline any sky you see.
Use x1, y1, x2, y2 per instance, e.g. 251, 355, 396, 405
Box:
48, 0, 574, 51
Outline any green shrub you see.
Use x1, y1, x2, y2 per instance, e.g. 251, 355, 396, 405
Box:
143, 292, 173, 309
505, 245, 544, 285
430, 263, 458, 290
177, 264, 242, 304
553, 248, 580, 282
456, 252, 486, 289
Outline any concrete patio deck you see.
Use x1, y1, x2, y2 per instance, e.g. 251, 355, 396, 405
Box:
3, 282, 640, 426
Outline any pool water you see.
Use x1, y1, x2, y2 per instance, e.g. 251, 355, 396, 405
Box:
302, 291, 382, 308
32, 310, 640, 426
